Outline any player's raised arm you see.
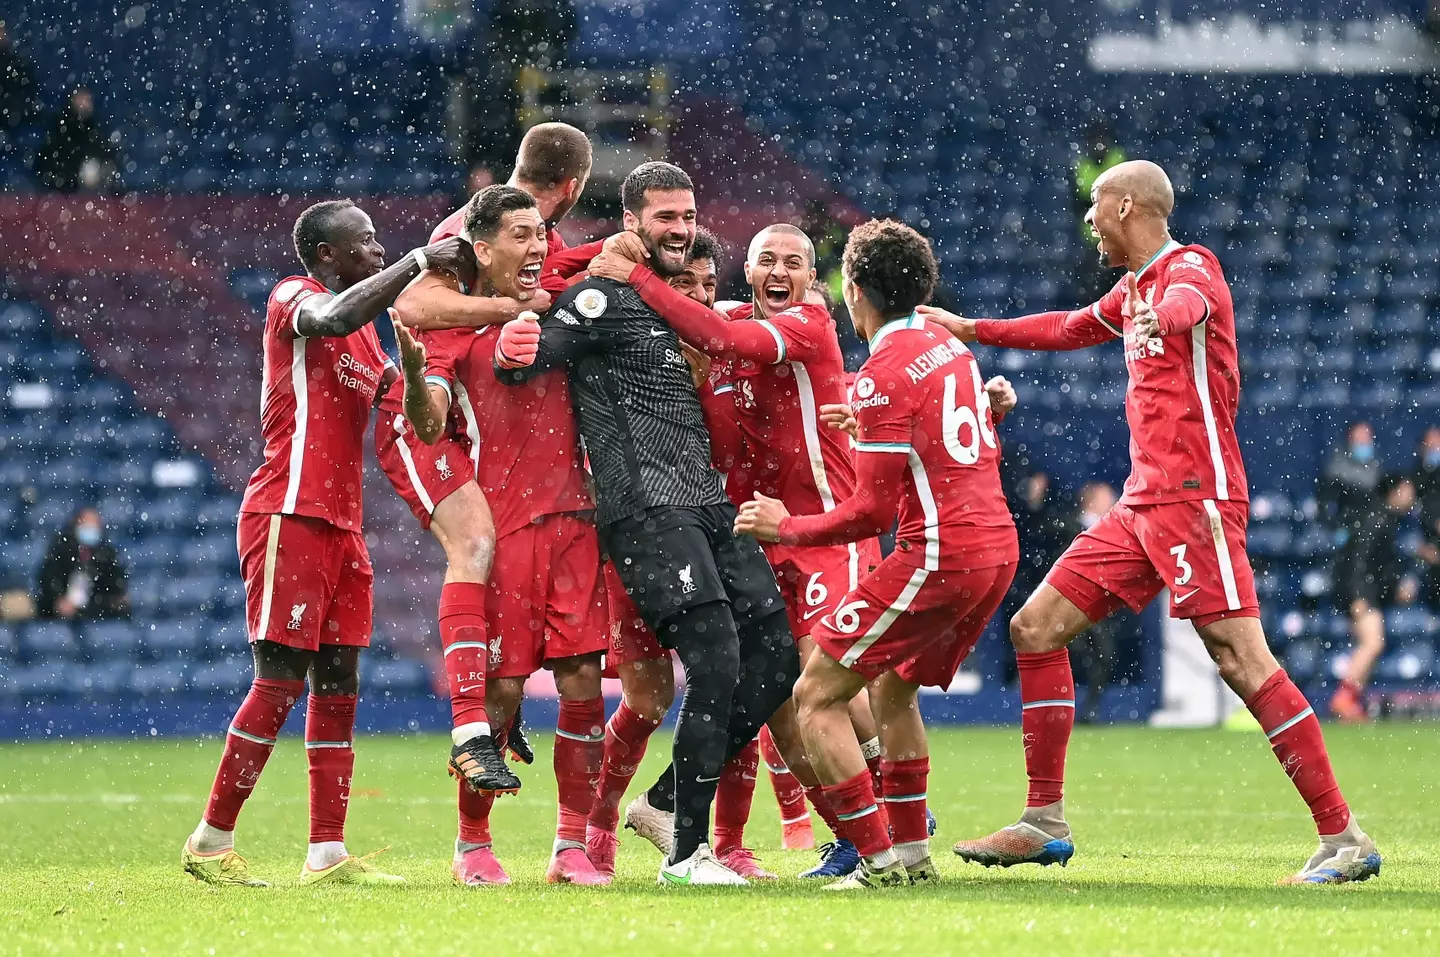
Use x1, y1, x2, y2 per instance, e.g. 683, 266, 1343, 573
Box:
389, 309, 452, 444
395, 270, 545, 332
918, 301, 1118, 353
294, 234, 472, 338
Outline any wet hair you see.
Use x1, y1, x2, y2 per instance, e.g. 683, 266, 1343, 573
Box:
513, 122, 593, 189
621, 162, 694, 214
292, 200, 357, 272
688, 227, 724, 273
464, 185, 539, 242
841, 218, 939, 319
747, 223, 815, 269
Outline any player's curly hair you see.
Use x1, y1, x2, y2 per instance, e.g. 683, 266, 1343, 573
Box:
841, 219, 938, 319
464, 185, 539, 242
688, 226, 725, 273
292, 199, 357, 272
621, 162, 694, 214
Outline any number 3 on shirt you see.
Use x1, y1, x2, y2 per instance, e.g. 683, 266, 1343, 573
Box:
1169, 544, 1193, 587
942, 368, 996, 465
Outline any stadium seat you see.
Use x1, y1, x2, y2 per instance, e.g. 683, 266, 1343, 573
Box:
81, 620, 141, 660
189, 658, 250, 694
161, 574, 222, 616
207, 619, 250, 659
130, 661, 189, 695
138, 620, 202, 659
2, 662, 79, 698
20, 621, 80, 661
77, 662, 135, 694
365, 658, 428, 693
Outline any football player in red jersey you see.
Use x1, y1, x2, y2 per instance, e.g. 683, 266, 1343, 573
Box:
387, 186, 610, 887
931, 161, 1380, 885
181, 201, 470, 887
385, 122, 595, 778
736, 219, 1020, 890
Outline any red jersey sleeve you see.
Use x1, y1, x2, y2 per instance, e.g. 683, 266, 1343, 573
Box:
541, 240, 604, 294
268, 277, 327, 340
700, 373, 743, 471
761, 303, 832, 364
419, 328, 470, 399
778, 361, 913, 547
1155, 249, 1224, 335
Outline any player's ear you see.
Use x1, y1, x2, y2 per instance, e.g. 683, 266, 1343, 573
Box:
622, 209, 638, 231
473, 239, 492, 270
1117, 195, 1132, 220
743, 259, 754, 286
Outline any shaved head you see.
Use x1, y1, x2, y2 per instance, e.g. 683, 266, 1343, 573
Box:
747, 223, 815, 268
1094, 160, 1174, 218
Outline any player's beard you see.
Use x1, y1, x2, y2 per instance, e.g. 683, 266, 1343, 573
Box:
643, 229, 690, 278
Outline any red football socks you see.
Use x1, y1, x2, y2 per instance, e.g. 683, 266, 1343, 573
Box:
759, 725, 810, 826
589, 701, 662, 832
821, 770, 891, 858
439, 582, 490, 729
803, 784, 845, 837
1247, 669, 1352, 835
1018, 649, 1075, 807
714, 737, 760, 855
203, 678, 304, 831
554, 697, 605, 844
881, 756, 930, 845
305, 694, 356, 844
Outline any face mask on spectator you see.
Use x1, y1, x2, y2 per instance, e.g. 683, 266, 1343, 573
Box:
1425, 450, 1440, 470
76, 524, 101, 547
1351, 442, 1374, 463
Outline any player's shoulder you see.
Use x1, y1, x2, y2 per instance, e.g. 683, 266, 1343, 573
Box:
551, 277, 635, 323
770, 301, 832, 328
717, 300, 750, 320
1164, 243, 1226, 280
268, 275, 327, 310
429, 206, 467, 244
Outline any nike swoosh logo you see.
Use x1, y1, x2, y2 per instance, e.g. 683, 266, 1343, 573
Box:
661, 870, 692, 885
458, 685, 484, 694
801, 608, 826, 620
696, 775, 721, 783
649, 328, 667, 337
1174, 587, 1201, 605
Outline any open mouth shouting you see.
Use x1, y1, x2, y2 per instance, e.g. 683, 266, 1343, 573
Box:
762, 282, 792, 310
517, 260, 543, 292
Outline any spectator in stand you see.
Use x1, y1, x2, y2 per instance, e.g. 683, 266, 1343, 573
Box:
1330, 474, 1419, 722
1411, 426, 1440, 606
1318, 420, 1383, 542
0, 22, 37, 133
1070, 481, 1123, 724
33, 87, 116, 192
35, 506, 130, 620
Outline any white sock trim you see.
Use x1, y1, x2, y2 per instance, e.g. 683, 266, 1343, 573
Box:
452, 721, 491, 746
190, 821, 235, 854
895, 839, 930, 867
859, 737, 882, 761
306, 841, 348, 870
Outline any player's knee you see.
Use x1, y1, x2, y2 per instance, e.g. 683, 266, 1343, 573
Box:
793, 671, 841, 722
1009, 608, 1049, 652
309, 645, 360, 694
553, 654, 603, 699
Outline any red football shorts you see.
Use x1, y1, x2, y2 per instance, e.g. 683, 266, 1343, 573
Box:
486, 513, 608, 679
602, 559, 667, 675
237, 512, 372, 651
765, 538, 882, 640
810, 554, 1014, 688
374, 411, 474, 529
1046, 499, 1259, 628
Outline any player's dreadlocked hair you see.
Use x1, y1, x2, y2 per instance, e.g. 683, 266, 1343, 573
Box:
842, 218, 938, 320
292, 199, 357, 272
464, 185, 539, 242
621, 162, 694, 214
513, 122, 593, 189
688, 226, 725, 273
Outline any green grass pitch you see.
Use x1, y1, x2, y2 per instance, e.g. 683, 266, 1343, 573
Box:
2, 724, 1437, 956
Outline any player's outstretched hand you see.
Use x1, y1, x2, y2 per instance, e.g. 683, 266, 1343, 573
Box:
586, 250, 634, 284
391, 308, 427, 374
734, 492, 790, 543
604, 230, 651, 263
421, 236, 475, 275
520, 287, 553, 310
680, 341, 711, 389
496, 311, 541, 368
915, 304, 978, 341
984, 375, 1017, 418
819, 402, 858, 438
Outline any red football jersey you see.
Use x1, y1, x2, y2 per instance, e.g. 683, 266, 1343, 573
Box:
429, 203, 568, 254
239, 276, 392, 532
420, 326, 592, 538
711, 302, 859, 515
853, 315, 1016, 570
1088, 241, 1247, 506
